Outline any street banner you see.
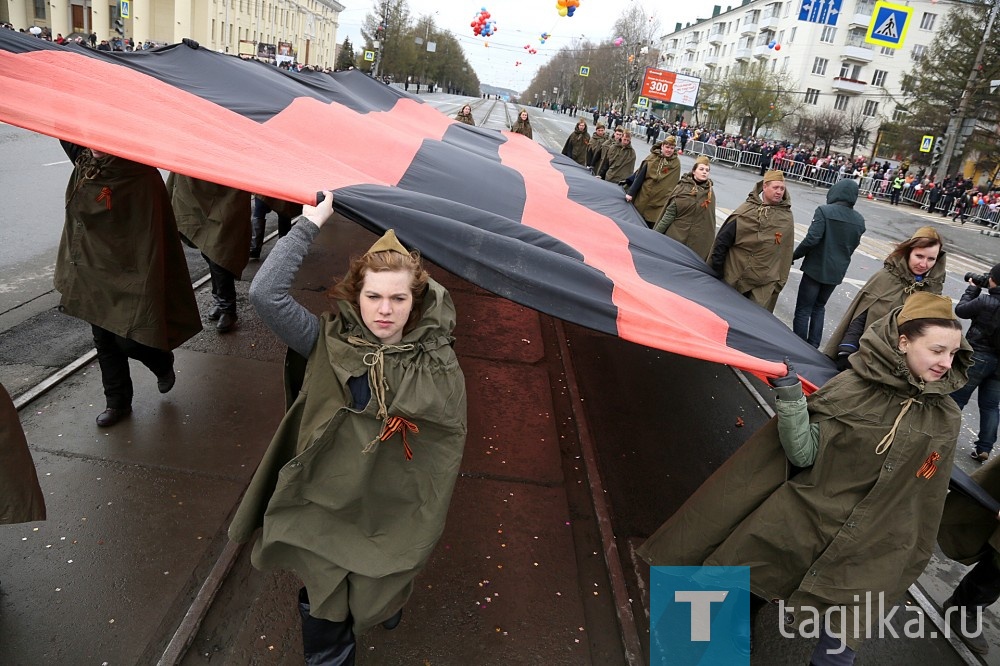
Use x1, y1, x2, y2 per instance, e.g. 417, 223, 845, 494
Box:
640, 68, 701, 107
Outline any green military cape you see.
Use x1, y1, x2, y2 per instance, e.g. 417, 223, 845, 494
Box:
823, 251, 948, 358
167, 173, 251, 277
561, 126, 590, 166
602, 142, 637, 184
638, 308, 972, 650
229, 279, 467, 634
658, 172, 716, 261
719, 181, 795, 312
939, 457, 1000, 566
631, 147, 681, 225
0, 383, 45, 524
54, 151, 201, 350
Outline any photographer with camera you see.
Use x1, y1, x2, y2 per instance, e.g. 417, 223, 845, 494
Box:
952, 264, 1000, 462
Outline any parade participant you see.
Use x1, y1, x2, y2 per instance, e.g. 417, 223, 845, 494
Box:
938, 450, 1000, 655
825, 225, 946, 368
639, 292, 971, 664
791, 178, 866, 348
950, 264, 1000, 462
56, 143, 201, 427
0, 383, 45, 526
229, 193, 468, 665
560, 118, 590, 167
653, 155, 715, 261
250, 195, 302, 259
599, 130, 636, 185
454, 104, 475, 126
626, 137, 681, 227
167, 174, 251, 333
709, 170, 794, 312
511, 108, 532, 139
585, 122, 609, 173
594, 126, 624, 178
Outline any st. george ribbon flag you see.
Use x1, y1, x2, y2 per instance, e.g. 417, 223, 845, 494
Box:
0, 31, 838, 392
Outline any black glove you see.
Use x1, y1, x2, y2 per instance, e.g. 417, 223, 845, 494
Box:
835, 344, 857, 372
767, 358, 799, 388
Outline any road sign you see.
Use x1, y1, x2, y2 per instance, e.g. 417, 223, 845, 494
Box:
120, 0, 130, 18
919, 135, 933, 153
637, 96, 649, 108
363, 50, 375, 62
865, 0, 912, 49
798, 0, 842, 26
579, 65, 590, 77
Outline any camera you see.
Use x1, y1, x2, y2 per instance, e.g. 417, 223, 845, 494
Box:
965, 272, 991, 288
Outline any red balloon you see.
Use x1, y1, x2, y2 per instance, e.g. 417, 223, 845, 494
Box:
775, 44, 781, 50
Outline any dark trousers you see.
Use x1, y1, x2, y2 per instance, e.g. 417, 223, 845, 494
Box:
92, 325, 173, 409
792, 274, 837, 348
890, 188, 902, 205
204, 253, 237, 313
951, 350, 1000, 454
251, 197, 293, 252
951, 552, 1000, 610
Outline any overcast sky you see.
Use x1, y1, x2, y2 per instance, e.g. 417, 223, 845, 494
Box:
336, 0, 733, 90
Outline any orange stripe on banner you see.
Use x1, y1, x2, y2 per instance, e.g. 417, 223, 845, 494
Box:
496, 132, 788, 379
0, 50, 455, 203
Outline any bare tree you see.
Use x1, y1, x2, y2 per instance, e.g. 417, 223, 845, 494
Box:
726, 62, 802, 137
844, 103, 879, 161
812, 108, 848, 156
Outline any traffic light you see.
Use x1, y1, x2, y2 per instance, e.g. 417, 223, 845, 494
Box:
114, 18, 124, 36
930, 136, 944, 166
954, 133, 967, 157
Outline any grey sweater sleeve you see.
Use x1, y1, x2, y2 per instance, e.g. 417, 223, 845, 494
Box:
248, 218, 321, 358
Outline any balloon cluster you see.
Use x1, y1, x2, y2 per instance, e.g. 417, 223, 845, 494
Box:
613, 36, 624, 47
539, 32, 551, 44
556, 0, 580, 17
767, 39, 781, 51
523, 44, 538, 54
471, 7, 497, 37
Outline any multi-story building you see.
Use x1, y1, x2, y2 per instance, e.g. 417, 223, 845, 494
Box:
658, 0, 955, 152
2, 0, 344, 68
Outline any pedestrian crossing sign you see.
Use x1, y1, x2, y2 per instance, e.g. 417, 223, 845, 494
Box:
579, 66, 590, 77
919, 135, 933, 152
865, 0, 912, 49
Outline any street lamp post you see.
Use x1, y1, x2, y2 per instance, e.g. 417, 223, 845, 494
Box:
933, 0, 999, 180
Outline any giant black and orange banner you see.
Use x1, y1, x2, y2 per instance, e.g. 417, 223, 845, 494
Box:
0, 32, 837, 391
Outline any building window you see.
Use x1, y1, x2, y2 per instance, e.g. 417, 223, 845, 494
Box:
789, 27, 796, 43
857, 130, 870, 145
880, 45, 894, 56
911, 45, 927, 61
805, 88, 820, 104
920, 13, 937, 30
34, 0, 46, 19
892, 107, 909, 121
871, 69, 888, 87
820, 26, 836, 43
812, 57, 828, 76
834, 95, 849, 111
839, 62, 861, 79
862, 100, 879, 117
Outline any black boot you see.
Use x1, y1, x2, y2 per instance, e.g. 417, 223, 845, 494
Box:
250, 217, 266, 259
943, 554, 1000, 655
298, 588, 356, 666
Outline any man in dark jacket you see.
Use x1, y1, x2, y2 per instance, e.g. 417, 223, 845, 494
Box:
790, 179, 866, 347
952, 263, 1000, 462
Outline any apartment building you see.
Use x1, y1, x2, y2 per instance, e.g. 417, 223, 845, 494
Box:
658, 0, 956, 149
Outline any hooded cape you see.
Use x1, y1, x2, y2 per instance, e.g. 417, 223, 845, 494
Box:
638, 307, 972, 650
660, 172, 716, 261
228, 279, 467, 634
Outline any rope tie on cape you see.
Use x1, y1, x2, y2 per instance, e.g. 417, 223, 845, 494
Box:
874, 396, 921, 455
903, 280, 927, 295
347, 335, 417, 457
